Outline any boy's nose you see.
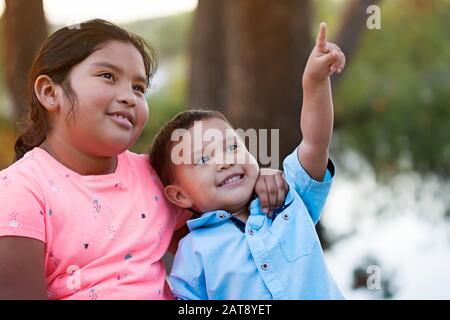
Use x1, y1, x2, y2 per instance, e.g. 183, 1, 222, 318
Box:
216, 162, 233, 172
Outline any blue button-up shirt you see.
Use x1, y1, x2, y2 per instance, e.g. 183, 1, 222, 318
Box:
169, 148, 344, 300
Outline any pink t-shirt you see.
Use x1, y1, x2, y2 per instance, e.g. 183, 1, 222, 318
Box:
0, 147, 190, 300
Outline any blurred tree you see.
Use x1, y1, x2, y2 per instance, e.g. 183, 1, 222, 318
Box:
4, 0, 47, 123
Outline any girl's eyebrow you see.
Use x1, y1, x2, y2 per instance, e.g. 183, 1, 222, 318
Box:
92, 62, 148, 85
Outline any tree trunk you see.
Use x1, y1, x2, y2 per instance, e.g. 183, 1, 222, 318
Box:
4, 0, 47, 123
334, 0, 381, 68
187, 0, 226, 111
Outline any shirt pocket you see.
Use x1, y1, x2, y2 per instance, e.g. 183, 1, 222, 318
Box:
270, 203, 317, 262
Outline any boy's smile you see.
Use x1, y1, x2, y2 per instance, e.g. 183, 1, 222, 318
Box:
217, 172, 245, 188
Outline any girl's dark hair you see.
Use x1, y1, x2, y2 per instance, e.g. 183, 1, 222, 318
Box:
150, 109, 230, 186
14, 19, 157, 161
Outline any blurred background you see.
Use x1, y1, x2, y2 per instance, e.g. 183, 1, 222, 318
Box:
0, 0, 449, 299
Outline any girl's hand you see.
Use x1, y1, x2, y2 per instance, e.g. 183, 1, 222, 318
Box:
254, 168, 289, 215
303, 22, 346, 83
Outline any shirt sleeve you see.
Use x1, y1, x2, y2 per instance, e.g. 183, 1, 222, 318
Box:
0, 169, 46, 243
282, 147, 335, 224
169, 237, 208, 300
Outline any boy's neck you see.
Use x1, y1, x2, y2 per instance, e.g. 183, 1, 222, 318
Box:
192, 203, 251, 223
229, 206, 250, 223
40, 137, 117, 176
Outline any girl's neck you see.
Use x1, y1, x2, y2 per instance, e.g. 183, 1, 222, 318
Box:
40, 136, 117, 176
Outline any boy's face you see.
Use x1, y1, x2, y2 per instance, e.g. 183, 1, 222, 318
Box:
166, 118, 260, 213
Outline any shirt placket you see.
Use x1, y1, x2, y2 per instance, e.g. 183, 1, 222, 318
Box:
245, 222, 287, 299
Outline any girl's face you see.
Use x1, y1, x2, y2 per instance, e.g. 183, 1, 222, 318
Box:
52, 40, 149, 156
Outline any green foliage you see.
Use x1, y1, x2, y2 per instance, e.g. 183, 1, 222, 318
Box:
0, 115, 15, 168
125, 12, 193, 62
332, 0, 450, 179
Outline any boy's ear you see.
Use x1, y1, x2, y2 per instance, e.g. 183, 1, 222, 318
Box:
34, 75, 60, 112
164, 184, 194, 209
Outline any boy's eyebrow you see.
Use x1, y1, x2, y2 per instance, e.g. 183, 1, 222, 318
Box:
92, 62, 148, 85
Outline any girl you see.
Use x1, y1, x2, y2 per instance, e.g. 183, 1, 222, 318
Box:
0, 19, 286, 300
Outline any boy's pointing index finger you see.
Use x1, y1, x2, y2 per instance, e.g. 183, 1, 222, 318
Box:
316, 22, 328, 53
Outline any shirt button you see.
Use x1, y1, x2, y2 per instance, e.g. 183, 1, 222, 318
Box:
248, 229, 254, 235
261, 263, 269, 270
282, 213, 289, 220
218, 213, 225, 219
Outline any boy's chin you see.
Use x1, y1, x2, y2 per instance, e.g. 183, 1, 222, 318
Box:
219, 189, 254, 209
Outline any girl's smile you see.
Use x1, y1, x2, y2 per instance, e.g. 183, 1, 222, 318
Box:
106, 110, 136, 129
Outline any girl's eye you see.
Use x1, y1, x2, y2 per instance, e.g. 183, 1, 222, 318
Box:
99, 72, 114, 81
133, 85, 146, 94
196, 156, 211, 165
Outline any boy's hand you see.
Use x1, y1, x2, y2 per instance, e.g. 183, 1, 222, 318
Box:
303, 22, 346, 83
254, 169, 289, 215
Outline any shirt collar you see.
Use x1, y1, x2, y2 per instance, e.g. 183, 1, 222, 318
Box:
186, 190, 295, 232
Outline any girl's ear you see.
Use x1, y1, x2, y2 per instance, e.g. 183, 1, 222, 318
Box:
164, 184, 194, 209
34, 75, 60, 112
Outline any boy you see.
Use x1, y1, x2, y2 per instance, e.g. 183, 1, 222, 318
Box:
150, 23, 345, 299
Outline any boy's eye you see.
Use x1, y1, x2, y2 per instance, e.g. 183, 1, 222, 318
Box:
195, 155, 211, 165
227, 143, 238, 152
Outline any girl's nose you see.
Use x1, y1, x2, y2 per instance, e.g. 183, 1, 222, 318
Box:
117, 87, 136, 107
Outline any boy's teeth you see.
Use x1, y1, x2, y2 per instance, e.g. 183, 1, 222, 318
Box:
223, 175, 241, 185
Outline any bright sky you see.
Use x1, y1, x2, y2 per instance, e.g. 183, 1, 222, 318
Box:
0, 0, 198, 24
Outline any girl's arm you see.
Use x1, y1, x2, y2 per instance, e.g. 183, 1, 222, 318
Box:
0, 237, 48, 299
298, 22, 345, 181
168, 225, 189, 255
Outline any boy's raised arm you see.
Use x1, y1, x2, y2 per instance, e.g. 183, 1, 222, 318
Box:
298, 22, 345, 181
